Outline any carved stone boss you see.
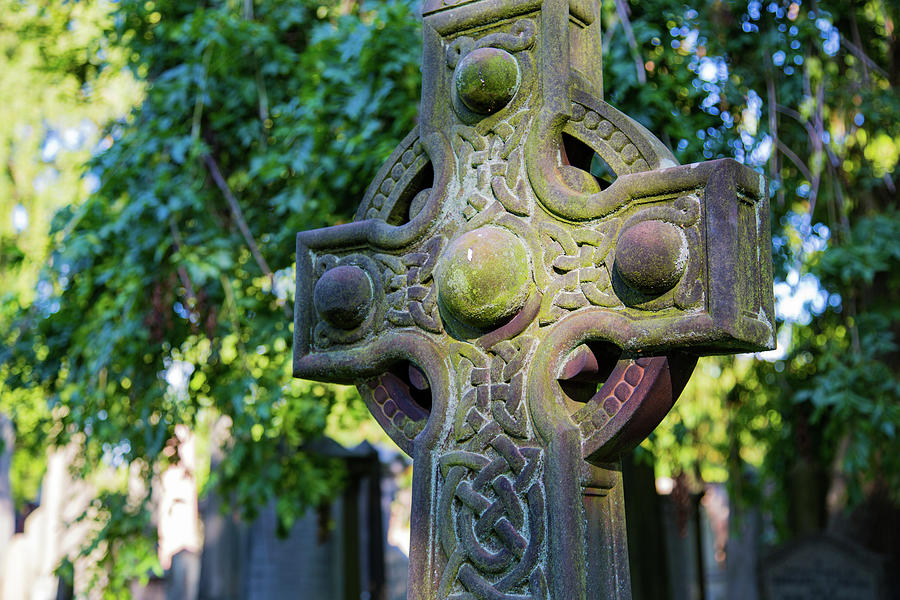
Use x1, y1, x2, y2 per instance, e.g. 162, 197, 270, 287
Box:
292, 1, 775, 599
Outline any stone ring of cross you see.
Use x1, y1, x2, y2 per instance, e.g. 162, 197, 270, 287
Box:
292, 2, 775, 599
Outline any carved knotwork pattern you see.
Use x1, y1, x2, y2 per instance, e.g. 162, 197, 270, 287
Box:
377, 236, 446, 334
535, 191, 705, 325
437, 338, 548, 600
445, 20, 537, 69
452, 338, 536, 442
438, 439, 547, 600
538, 220, 622, 324
451, 111, 533, 221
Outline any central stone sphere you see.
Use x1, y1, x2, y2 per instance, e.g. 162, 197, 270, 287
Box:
454, 47, 520, 114
436, 227, 532, 329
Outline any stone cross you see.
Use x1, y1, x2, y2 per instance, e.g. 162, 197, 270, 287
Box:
292, 1, 775, 599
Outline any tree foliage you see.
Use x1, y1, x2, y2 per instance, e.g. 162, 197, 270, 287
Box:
3, 0, 421, 589
0, 0, 142, 509
616, 0, 900, 536
2, 0, 899, 592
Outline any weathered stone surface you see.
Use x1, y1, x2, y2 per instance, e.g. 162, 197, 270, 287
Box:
435, 226, 533, 329
614, 220, 686, 295
292, 2, 775, 599
455, 47, 521, 114
313, 264, 374, 329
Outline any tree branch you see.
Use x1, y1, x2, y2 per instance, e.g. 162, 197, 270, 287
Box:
841, 36, 891, 80
849, 5, 871, 84
774, 103, 816, 141
766, 76, 784, 206
615, 0, 647, 84
774, 138, 814, 184
202, 153, 273, 279
168, 217, 198, 306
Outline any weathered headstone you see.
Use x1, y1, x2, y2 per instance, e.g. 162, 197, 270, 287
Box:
292, 1, 775, 599
760, 534, 887, 600
198, 417, 246, 600
195, 437, 386, 600
243, 502, 336, 599
241, 439, 385, 600
726, 505, 762, 600
660, 489, 703, 600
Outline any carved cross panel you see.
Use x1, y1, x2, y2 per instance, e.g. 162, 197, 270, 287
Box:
293, 1, 775, 599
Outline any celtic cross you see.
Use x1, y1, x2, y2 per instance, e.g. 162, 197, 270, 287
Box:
292, 1, 775, 599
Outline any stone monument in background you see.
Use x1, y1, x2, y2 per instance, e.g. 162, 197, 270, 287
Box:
760, 534, 887, 600
195, 436, 391, 600
292, 1, 775, 598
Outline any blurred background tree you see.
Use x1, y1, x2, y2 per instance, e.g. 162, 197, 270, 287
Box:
0, 0, 143, 516
1, 0, 898, 594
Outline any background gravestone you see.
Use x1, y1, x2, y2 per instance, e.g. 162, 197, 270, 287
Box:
196, 437, 388, 600
198, 417, 247, 600
760, 534, 886, 600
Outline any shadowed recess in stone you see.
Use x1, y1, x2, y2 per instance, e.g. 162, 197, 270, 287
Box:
558, 342, 621, 408
388, 161, 435, 226
561, 132, 611, 191
385, 361, 433, 418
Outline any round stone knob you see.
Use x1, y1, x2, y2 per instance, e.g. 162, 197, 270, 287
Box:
614, 220, 687, 295
436, 227, 532, 329
313, 265, 373, 329
454, 48, 520, 114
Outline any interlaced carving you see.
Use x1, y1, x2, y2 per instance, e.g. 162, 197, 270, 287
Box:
451, 111, 532, 221
538, 220, 622, 324
535, 191, 706, 324
377, 236, 446, 334
437, 438, 547, 600
445, 20, 537, 68
452, 337, 536, 441
435, 338, 548, 600
624, 193, 700, 229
